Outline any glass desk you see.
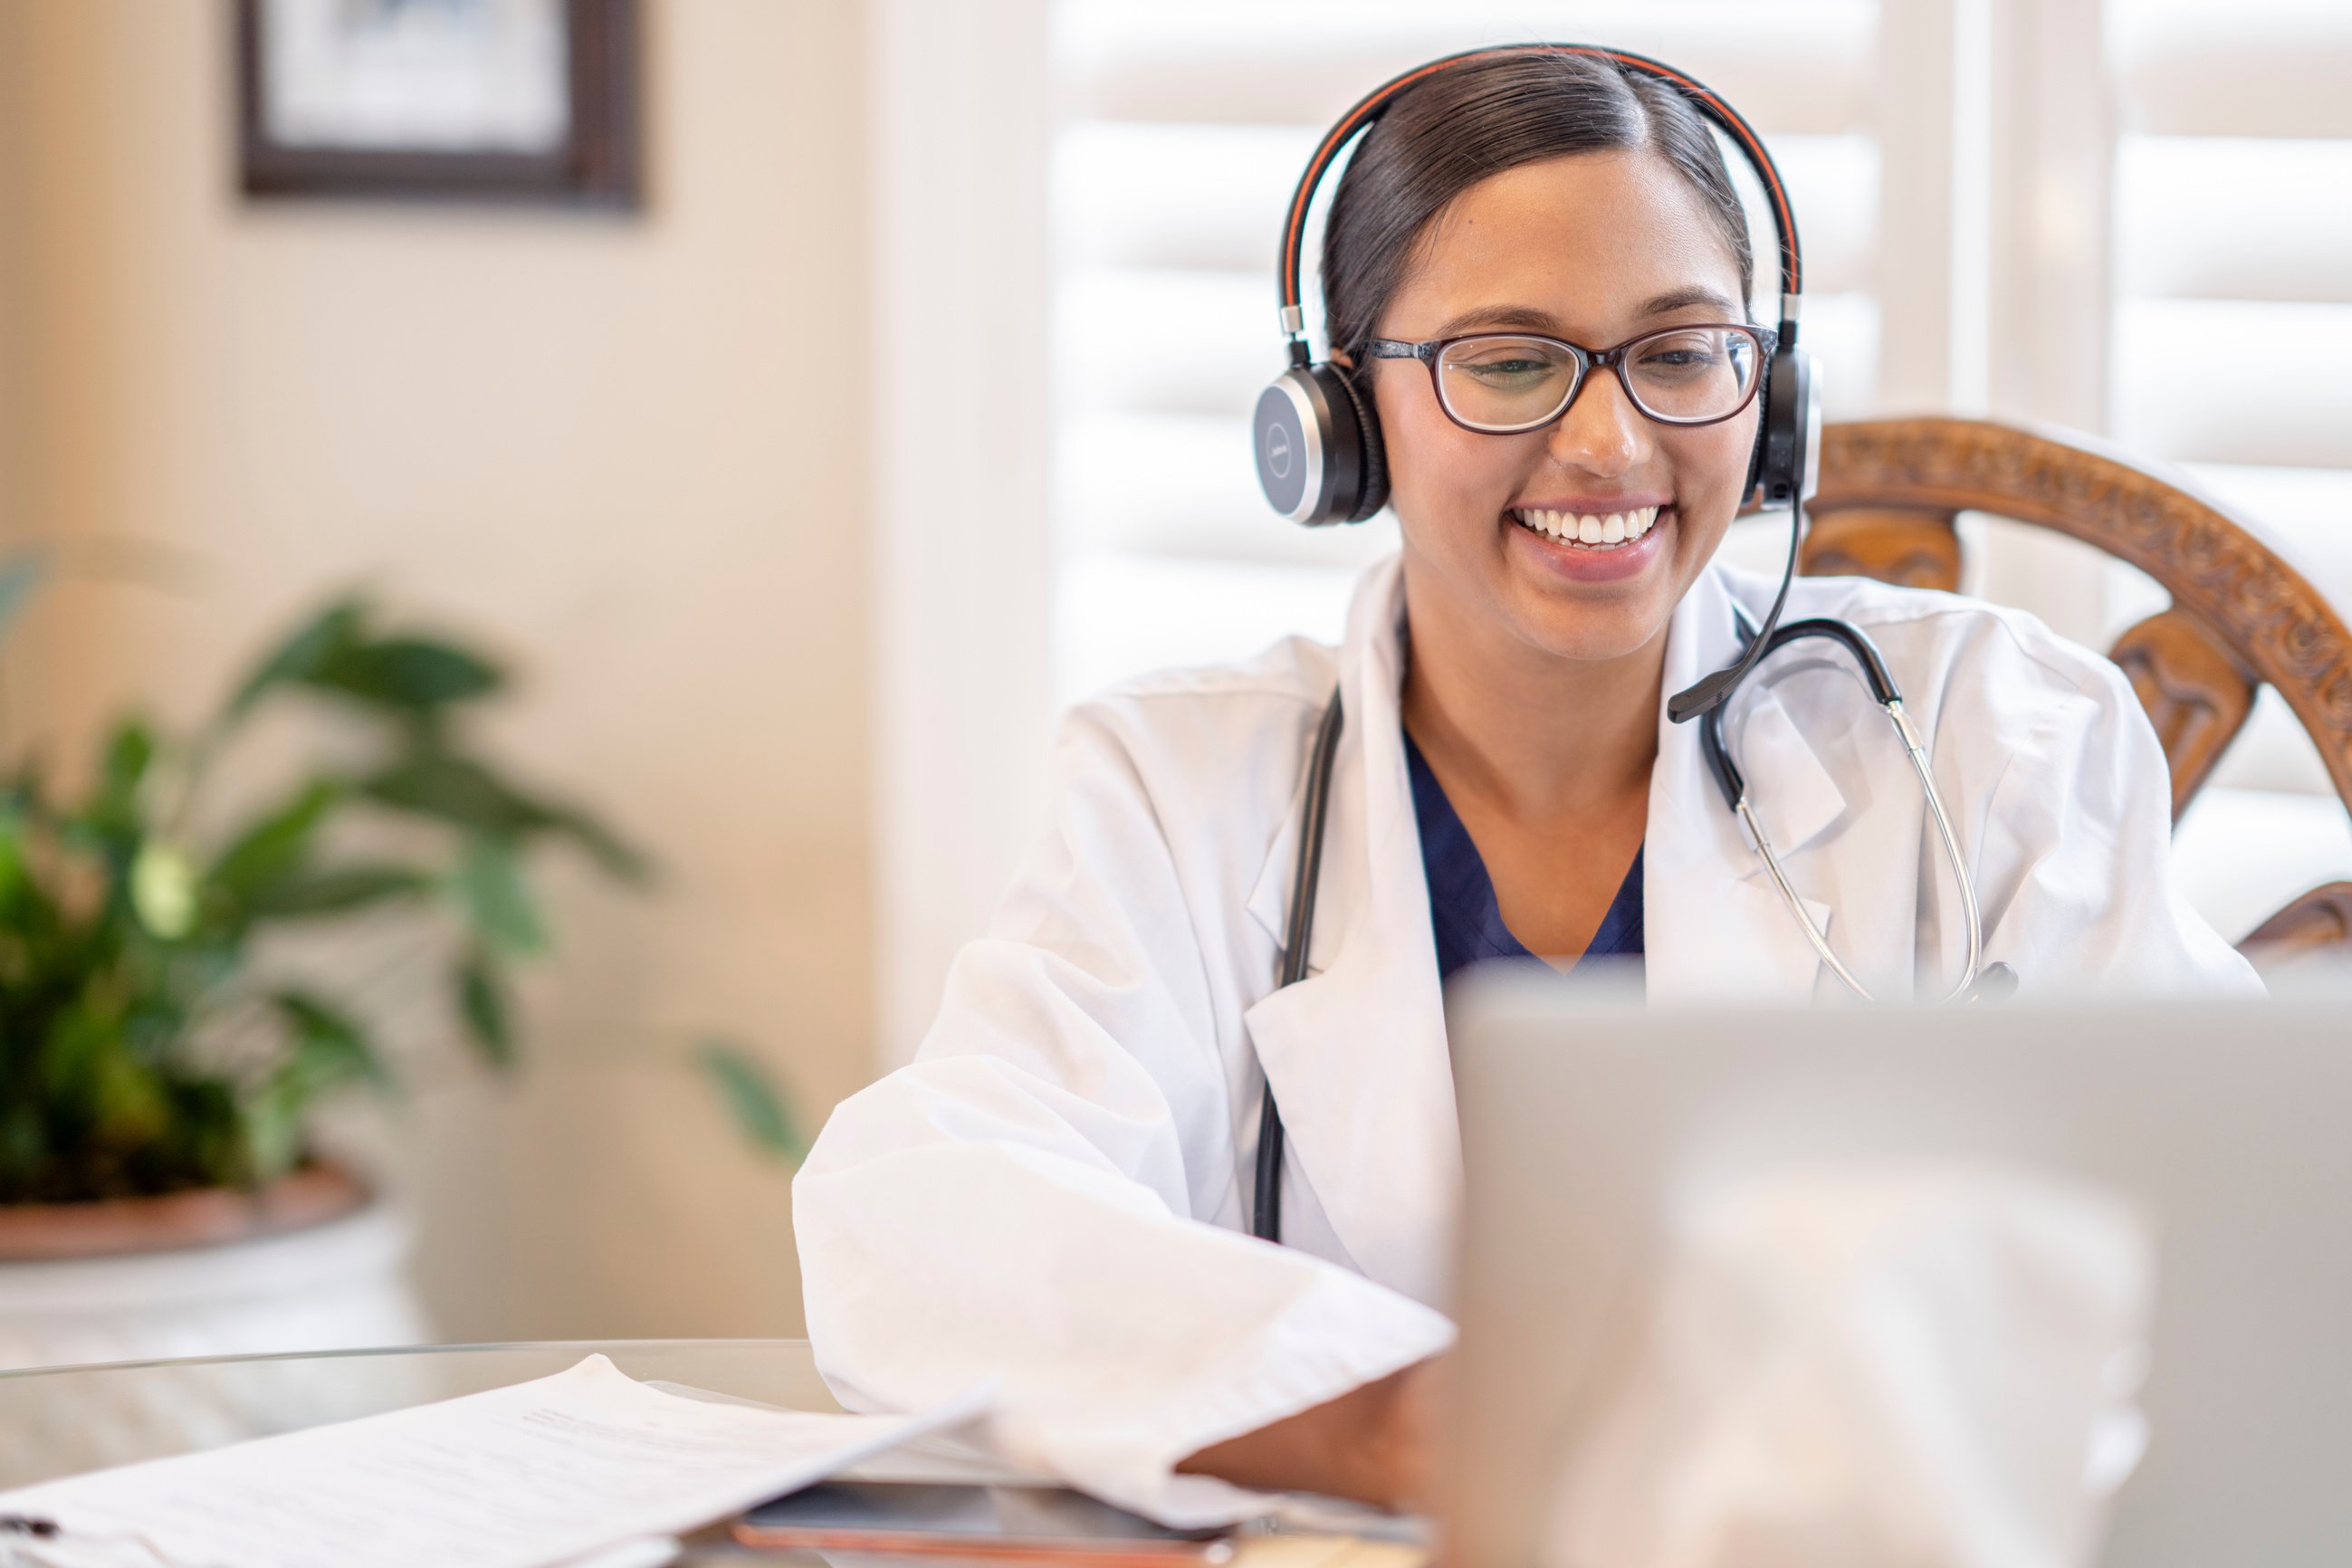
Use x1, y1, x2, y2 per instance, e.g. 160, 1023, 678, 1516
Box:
0, 1339, 903, 1565
0, 1339, 842, 1493
0, 1342, 1412, 1567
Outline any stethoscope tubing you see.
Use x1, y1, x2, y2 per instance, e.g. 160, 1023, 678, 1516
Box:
1704, 614, 1988, 1005
1253, 689, 1346, 1244
1894, 700, 1988, 1000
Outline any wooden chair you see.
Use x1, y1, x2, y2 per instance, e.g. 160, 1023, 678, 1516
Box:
1801, 417, 2352, 968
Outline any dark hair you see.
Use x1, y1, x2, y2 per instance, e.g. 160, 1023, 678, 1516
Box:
1320, 51, 1755, 359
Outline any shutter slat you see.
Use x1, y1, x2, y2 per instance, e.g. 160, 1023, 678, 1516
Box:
2115, 139, 2352, 303
2114, 0, 2352, 139
1055, 270, 1272, 419
1057, 410, 1404, 564
2113, 301, 2352, 469
1056, 126, 1879, 294
1054, 124, 1314, 273
1056, 552, 1369, 706
1057, 0, 1876, 133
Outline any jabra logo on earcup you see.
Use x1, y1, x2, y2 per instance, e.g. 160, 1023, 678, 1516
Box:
1265, 425, 1293, 480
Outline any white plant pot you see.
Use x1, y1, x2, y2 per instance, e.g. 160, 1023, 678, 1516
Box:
0, 1193, 428, 1373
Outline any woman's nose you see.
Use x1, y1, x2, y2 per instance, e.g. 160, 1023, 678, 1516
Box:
1545, 366, 1649, 476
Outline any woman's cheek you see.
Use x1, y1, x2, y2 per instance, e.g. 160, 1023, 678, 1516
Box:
1381, 389, 1477, 546
1674, 419, 1756, 538
1390, 412, 1528, 550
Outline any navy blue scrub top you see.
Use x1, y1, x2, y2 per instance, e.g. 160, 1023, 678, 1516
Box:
1403, 732, 1645, 982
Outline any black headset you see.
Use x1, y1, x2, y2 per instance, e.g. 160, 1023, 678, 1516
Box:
1248, 43, 1821, 724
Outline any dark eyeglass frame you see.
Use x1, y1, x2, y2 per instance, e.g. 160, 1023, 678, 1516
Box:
1364, 323, 1777, 435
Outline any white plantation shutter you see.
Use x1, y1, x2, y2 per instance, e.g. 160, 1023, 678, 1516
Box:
1047, 1, 1910, 705
2103, 0, 2352, 936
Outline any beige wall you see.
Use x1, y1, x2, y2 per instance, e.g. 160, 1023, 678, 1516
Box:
0, 0, 871, 1339
0, 5, 31, 569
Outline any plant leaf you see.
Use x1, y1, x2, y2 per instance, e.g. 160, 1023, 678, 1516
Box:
696, 1039, 807, 1164
362, 754, 551, 836
80, 718, 157, 856
312, 637, 503, 711
271, 990, 391, 1093
208, 779, 339, 903
451, 837, 546, 957
244, 990, 390, 1183
363, 756, 648, 887
249, 863, 433, 917
456, 952, 516, 1069
0, 808, 26, 907
226, 598, 367, 723
240, 1085, 302, 1185
100, 719, 155, 802
546, 805, 653, 886
90, 1046, 173, 1152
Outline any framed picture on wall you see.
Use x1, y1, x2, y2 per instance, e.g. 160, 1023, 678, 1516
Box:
235, 0, 640, 207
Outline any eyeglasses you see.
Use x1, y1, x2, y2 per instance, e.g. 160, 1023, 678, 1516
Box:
1365, 324, 1775, 435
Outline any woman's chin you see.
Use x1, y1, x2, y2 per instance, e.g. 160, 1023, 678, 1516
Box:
1491, 507, 1690, 661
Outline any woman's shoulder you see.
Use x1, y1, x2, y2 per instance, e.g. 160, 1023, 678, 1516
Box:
1053, 634, 1341, 791
1063, 635, 1339, 737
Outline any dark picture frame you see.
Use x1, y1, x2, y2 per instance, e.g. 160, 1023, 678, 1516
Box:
235, 0, 640, 208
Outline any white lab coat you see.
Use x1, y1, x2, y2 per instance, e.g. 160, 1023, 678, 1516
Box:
794, 553, 2258, 1523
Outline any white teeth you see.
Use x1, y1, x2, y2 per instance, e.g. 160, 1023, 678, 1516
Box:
1512, 502, 1667, 548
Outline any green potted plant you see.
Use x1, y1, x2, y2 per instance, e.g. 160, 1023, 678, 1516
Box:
0, 560, 801, 1368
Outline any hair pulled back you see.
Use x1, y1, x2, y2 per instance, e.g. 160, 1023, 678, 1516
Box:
1319, 51, 1755, 361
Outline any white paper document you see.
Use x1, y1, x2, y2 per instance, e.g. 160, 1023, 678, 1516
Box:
0, 1354, 988, 1568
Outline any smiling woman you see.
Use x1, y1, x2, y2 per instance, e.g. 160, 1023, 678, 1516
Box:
793, 43, 2259, 1526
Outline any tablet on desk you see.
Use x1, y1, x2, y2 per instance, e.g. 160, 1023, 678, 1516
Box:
732, 1481, 1236, 1563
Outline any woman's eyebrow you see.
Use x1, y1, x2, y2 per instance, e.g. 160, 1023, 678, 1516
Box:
1427, 304, 1563, 337
1424, 288, 1743, 339
1640, 285, 1742, 316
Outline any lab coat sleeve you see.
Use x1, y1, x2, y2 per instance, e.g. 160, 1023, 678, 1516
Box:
1958, 620, 2263, 996
793, 699, 1455, 1525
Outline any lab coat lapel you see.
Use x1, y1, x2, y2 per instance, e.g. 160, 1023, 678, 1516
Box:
1241, 558, 1458, 1308
1646, 566, 1848, 1004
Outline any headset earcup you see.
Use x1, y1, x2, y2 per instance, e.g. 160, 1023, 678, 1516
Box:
1253, 363, 1377, 526
1332, 365, 1388, 522
1744, 356, 1773, 499
1754, 346, 1820, 509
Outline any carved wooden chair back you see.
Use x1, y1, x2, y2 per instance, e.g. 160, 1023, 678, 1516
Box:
1802, 417, 2352, 965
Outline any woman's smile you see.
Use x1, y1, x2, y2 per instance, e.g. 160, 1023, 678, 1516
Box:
1508, 501, 1663, 547
1506, 501, 1675, 583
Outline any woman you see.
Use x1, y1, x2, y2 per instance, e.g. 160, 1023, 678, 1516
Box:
794, 51, 2257, 1524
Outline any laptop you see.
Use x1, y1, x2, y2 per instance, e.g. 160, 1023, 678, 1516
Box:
1442, 972, 2352, 1568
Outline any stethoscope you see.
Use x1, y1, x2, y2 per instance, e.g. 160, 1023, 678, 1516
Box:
1701, 599, 1999, 1008
1248, 609, 2012, 1245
